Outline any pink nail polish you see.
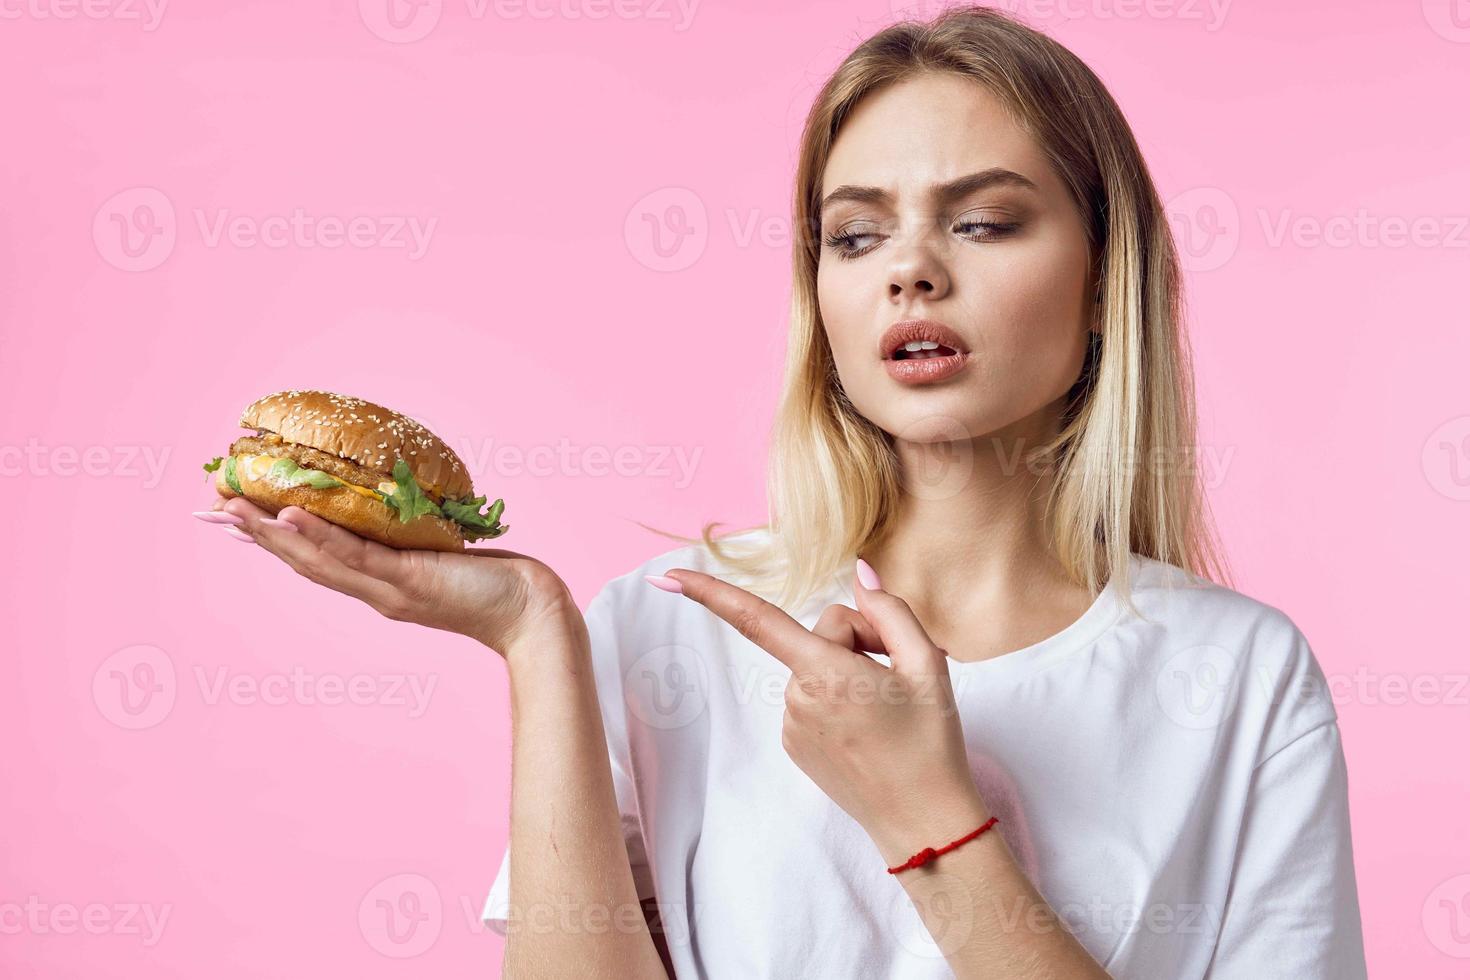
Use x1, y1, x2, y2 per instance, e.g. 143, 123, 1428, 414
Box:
223, 526, 256, 543
855, 557, 883, 591
644, 574, 684, 594
259, 517, 299, 533
193, 511, 244, 526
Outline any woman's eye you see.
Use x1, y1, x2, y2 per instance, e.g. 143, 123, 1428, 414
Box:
822, 219, 1018, 261
955, 219, 1019, 240
822, 230, 881, 260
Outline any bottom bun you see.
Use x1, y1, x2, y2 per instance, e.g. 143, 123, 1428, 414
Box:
216, 461, 465, 552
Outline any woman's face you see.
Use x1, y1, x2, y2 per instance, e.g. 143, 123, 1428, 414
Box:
817, 72, 1096, 447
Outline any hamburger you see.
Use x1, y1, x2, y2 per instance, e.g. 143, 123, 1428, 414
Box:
203, 389, 506, 552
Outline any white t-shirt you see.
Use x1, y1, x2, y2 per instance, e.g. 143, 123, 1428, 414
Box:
483, 533, 1368, 979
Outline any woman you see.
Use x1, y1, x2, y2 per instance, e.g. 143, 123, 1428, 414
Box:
200, 7, 1368, 978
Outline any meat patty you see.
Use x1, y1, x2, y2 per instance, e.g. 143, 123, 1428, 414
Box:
228, 432, 448, 505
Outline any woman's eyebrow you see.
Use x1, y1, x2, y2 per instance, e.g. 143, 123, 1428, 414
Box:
819, 167, 1039, 215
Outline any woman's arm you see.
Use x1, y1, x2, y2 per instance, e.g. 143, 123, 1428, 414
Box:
197, 498, 667, 977
499, 586, 669, 979
658, 566, 1112, 979
870, 792, 1111, 980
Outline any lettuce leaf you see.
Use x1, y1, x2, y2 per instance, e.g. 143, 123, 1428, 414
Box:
382, 459, 445, 524
203, 456, 224, 474
440, 494, 508, 541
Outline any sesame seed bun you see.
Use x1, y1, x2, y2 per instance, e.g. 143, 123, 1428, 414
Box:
216, 460, 465, 552
241, 389, 472, 500
219, 389, 485, 552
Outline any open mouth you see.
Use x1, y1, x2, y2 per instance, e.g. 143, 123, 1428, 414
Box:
890, 341, 959, 360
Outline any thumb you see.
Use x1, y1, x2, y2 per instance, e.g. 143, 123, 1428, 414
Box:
853, 558, 946, 676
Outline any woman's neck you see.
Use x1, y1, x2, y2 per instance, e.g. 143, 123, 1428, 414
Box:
863, 429, 1093, 661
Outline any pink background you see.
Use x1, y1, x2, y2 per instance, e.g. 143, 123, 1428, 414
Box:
2, 1, 1467, 976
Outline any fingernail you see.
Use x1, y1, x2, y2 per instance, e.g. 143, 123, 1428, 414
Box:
855, 557, 883, 591
193, 511, 244, 526
223, 526, 256, 544
644, 574, 684, 594
258, 517, 299, 533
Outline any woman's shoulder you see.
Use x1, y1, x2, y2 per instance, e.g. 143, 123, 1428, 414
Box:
1127, 553, 1338, 759
1129, 553, 1307, 643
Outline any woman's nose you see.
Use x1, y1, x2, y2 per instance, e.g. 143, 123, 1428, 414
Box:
882, 218, 952, 299
890, 275, 939, 298
887, 241, 950, 299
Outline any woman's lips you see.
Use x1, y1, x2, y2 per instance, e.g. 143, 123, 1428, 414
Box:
883, 350, 971, 384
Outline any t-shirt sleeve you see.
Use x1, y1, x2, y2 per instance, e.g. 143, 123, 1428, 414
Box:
480, 582, 657, 936
1204, 718, 1368, 979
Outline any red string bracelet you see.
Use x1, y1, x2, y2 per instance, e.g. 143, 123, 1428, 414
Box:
886, 816, 1000, 874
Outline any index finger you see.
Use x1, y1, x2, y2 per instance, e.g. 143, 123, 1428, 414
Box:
657, 568, 829, 673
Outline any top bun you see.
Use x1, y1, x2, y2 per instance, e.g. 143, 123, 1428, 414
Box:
240, 389, 473, 500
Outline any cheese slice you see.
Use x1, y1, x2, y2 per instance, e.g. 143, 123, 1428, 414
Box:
235, 453, 385, 500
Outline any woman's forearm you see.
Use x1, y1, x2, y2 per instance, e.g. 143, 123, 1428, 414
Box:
498, 614, 667, 979
871, 793, 1111, 980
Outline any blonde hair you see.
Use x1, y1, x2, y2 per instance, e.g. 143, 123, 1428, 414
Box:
641, 5, 1232, 614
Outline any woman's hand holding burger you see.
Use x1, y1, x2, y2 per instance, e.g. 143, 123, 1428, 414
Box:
201, 495, 580, 660
195, 389, 582, 660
